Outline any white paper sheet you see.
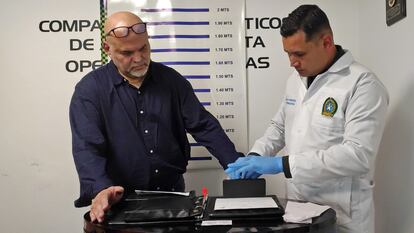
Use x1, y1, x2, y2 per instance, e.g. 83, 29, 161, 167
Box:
214, 197, 278, 210
201, 220, 233, 226
283, 201, 330, 223
134, 190, 190, 196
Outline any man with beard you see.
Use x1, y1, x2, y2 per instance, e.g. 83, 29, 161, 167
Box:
69, 11, 242, 223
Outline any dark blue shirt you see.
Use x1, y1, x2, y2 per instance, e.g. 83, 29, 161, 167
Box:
70, 61, 242, 207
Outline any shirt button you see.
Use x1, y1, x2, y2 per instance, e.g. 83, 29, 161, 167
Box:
144, 129, 149, 134
137, 90, 141, 95
139, 110, 144, 114
156, 187, 160, 190
171, 188, 175, 191
155, 169, 159, 173
149, 150, 154, 154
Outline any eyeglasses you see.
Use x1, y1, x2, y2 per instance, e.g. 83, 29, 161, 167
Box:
105, 23, 147, 38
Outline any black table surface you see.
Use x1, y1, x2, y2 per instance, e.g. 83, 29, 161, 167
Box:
83, 198, 336, 233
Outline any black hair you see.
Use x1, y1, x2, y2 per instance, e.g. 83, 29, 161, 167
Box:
280, 5, 331, 41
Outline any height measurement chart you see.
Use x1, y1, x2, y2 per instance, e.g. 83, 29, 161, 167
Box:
107, 0, 247, 169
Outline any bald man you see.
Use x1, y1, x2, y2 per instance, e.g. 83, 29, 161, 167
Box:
69, 11, 243, 223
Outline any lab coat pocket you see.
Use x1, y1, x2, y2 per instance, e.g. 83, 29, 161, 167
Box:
333, 178, 352, 225
311, 88, 346, 144
294, 178, 352, 225
312, 115, 345, 132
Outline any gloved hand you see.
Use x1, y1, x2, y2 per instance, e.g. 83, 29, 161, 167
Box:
225, 156, 261, 179
225, 156, 283, 179
226, 168, 261, 180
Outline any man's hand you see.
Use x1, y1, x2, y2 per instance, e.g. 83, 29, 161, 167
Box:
90, 186, 124, 223
225, 156, 283, 179
226, 167, 262, 179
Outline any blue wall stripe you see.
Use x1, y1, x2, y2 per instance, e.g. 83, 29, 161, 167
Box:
149, 35, 210, 39
161, 61, 210, 65
151, 48, 210, 53
183, 75, 211, 79
193, 89, 211, 93
148, 21, 209, 26
142, 8, 209, 12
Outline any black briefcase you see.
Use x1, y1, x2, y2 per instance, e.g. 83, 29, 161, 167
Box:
106, 190, 204, 226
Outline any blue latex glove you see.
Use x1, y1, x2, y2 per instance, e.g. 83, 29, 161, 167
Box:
225, 157, 261, 179
226, 171, 241, 180
225, 156, 283, 179
226, 168, 261, 180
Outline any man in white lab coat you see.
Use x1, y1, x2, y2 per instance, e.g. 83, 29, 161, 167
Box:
225, 4, 388, 233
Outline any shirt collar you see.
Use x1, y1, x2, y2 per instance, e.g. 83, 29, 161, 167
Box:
108, 61, 125, 86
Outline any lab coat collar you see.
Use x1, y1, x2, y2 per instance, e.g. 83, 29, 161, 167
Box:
299, 49, 353, 87
299, 50, 354, 101
325, 50, 354, 74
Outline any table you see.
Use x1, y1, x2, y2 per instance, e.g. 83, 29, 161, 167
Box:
83, 199, 336, 233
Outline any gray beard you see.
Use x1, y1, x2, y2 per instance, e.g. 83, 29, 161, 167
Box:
129, 66, 149, 79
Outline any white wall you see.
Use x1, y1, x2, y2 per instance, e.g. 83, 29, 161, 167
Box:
0, 0, 97, 232
186, 0, 361, 198
357, 1, 414, 233
1, 1, 412, 233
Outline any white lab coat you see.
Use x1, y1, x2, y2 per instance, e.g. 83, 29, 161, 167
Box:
250, 51, 389, 233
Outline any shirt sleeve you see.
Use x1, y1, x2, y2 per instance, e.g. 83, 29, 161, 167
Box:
248, 99, 291, 177
249, 99, 287, 156
177, 76, 243, 168
290, 73, 389, 183
69, 77, 113, 207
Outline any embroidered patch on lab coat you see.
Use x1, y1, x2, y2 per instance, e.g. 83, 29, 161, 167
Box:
285, 98, 296, 105
321, 97, 338, 117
